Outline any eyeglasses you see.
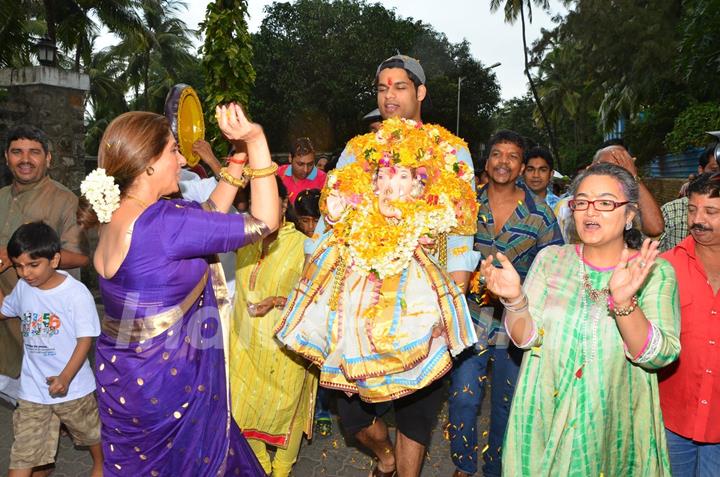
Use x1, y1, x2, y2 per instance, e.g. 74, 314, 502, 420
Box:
568, 199, 630, 211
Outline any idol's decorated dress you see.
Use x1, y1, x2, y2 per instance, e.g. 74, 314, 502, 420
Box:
275, 118, 478, 403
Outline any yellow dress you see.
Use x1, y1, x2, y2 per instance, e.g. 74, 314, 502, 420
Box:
229, 222, 316, 448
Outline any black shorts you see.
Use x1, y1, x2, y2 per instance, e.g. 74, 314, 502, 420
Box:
336, 379, 445, 447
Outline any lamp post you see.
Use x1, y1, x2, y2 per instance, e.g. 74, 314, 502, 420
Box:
456, 77, 464, 136
456, 62, 501, 136
36, 36, 56, 67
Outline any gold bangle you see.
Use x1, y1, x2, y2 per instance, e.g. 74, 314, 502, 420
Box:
218, 167, 249, 188
246, 162, 278, 179
610, 295, 638, 317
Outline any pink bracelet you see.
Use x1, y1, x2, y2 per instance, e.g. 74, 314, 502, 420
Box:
227, 154, 247, 165
633, 324, 654, 360
623, 323, 654, 361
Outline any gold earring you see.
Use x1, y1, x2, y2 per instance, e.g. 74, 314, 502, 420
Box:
146, 166, 155, 176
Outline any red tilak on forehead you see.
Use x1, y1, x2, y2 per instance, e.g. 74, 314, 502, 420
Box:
387, 78, 393, 86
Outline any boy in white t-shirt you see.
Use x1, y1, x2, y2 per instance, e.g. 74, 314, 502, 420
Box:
0, 222, 102, 477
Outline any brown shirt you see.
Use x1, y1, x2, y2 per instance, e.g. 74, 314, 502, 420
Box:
0, 175, 87, 377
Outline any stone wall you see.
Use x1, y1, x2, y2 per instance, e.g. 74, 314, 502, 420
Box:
0, 66, 89, 192
0, 67, 94, 290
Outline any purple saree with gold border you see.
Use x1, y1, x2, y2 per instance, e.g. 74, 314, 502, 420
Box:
95, 199, 266, 476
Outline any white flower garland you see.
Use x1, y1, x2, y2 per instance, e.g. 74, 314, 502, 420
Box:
80, 168, 120, 223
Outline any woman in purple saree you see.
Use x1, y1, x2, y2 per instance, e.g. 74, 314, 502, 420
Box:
79, 106, 277, 476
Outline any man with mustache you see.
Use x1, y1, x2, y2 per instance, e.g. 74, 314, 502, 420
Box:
0, 125, 88, 405
659, 172, 720, 476
448, 130, 563, 477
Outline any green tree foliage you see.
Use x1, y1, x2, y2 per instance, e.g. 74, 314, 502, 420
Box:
623, 98, 684, 163
51, 0, 140, 71
200, 0, 255, 152
526, 0, 687, 170
0, 0, 34, 68
665, 102, 720, 153
84, 48, 130, 154
494, 94, 548, 146
250, 0, 500, 153
677, 0, 720, 103
8, 0, 141, 71
531, 35, 603, 171
81, 1, 199, 153
489, 0, 560, 162
492, 92, 601, 173
425, 40, 501, 157
1, 0, 197, 153
109, 0, 197, 111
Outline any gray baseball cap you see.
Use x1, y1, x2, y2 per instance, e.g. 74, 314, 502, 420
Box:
376, 54, 426, 85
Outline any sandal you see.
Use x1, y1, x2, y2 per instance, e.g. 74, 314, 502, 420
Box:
314, 416, 333, 437
370, 462, 397, 477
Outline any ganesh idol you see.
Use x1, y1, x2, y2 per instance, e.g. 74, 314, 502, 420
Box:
275, 118, 478, 403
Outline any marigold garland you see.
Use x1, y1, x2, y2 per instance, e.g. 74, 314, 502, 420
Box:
321, 118, 478, 278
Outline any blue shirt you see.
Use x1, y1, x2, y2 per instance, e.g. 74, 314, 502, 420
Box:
545, 191, 560, 209
469, 183, 564, 338
471, 182, 563, 284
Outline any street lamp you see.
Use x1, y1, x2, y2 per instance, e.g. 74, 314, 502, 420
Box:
36, 36, 56, 67
456, 62, 502, 136
456, 77, 464, 135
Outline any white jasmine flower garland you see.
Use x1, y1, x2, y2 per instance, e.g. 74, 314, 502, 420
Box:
81, 168, 121, 223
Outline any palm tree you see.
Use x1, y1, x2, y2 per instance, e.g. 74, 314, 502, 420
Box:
489, 0, 560, 161
110, 0, 197, 110
0, 0, 33, 68
34, 0, 140, 71
84, 45, 130, 153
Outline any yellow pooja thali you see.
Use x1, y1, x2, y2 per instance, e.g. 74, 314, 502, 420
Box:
164, 84, 205, 166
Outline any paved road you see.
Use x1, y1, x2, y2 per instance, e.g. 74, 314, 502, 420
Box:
0, 303, 493, 476
1, 367, 492, 477
291, 387, 492, 477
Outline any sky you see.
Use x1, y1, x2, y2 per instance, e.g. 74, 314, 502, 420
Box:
98, 0, 569, 101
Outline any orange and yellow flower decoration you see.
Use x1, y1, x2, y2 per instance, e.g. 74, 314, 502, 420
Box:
321, 118, 478, 278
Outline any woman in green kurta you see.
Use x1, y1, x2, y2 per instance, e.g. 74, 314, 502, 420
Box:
480, 163, 680, 476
